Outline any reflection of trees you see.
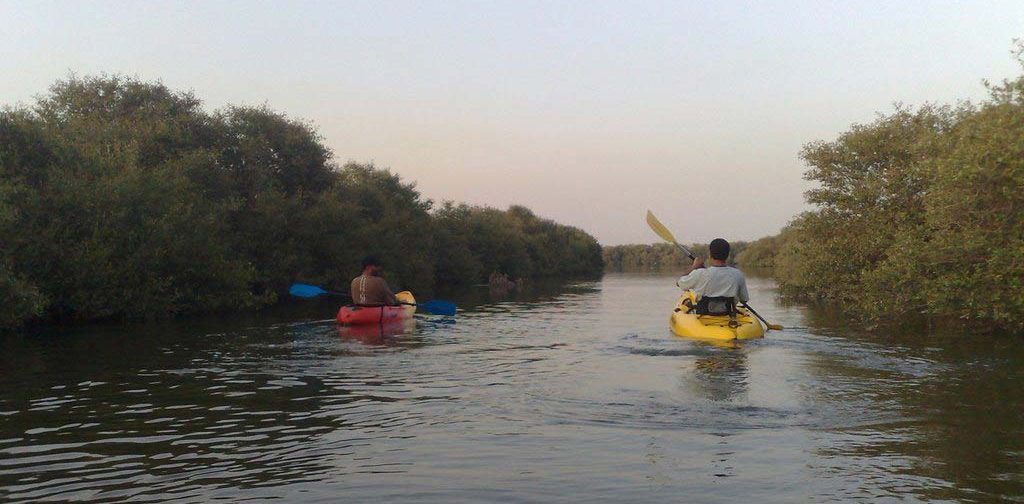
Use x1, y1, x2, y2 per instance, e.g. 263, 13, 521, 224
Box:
0, 317, 435, 501
603, 243, 748, 272
799, 303, 1024, 501
685, 347, 750, 402
441, 278, 601, 311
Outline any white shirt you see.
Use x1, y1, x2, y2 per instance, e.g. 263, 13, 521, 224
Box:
676, 266, 750, 303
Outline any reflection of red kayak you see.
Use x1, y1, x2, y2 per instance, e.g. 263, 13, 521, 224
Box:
336, 291, 416, 325
338, 318, 415, 345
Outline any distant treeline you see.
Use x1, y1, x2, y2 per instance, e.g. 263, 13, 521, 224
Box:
603, 242, 748, 272
0, 76, 602, 330
735, 46, 1024, 332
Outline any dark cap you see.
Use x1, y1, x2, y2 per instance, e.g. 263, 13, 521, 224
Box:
709, 238, 730, 260
361, 255, 382, 269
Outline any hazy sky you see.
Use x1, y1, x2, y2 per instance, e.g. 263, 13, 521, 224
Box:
3, 1, 1023, 244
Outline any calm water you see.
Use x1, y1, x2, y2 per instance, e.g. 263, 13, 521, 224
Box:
1, 273, 1022, 503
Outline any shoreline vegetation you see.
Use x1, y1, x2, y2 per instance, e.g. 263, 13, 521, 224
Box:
7, 42, 1024, 335
608, 45, 1024, 333
0, 76, 603, 331
603, 242, 748, 272
749, 46, 1024, 333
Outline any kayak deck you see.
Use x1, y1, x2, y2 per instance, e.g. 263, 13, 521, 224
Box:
336, 291, 416, 325
670, 291, 764, 342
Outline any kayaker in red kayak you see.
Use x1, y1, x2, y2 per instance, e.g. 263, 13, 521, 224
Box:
350, 256, 399, 306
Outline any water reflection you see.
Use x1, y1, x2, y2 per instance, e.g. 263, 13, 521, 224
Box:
793, 301, 1024, 502
337, 319, 416, 346
440, 277, 602, 311
0, 319, 449, 502
689, 348, 750, 402
0, 274, 1021, 502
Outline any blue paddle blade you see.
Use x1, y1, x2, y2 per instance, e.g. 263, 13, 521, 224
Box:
419, 299, 457, 316
289, 283, 329, 298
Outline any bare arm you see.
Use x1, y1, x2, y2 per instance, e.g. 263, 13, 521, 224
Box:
676, 257, 705, 290
683, 256, 704, 275
383, 282, 399, 306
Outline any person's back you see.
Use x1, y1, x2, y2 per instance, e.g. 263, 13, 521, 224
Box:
350, 256, 399, 306
676, 238, 749, 304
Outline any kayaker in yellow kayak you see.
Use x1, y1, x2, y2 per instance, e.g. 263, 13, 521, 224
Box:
675, 238, 749, 314
350, 256, 399, 306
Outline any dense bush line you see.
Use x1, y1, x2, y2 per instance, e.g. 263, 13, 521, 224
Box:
0, 76, 602, 330
603, 242, 748, 272
736, 49, 1024, 331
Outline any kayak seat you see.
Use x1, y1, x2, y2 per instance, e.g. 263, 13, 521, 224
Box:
670, 291, 763, 342
692, 296, 739, 328
691, 296, 736, 316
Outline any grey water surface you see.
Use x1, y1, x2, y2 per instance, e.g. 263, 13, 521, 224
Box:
1, 273, 1021, 503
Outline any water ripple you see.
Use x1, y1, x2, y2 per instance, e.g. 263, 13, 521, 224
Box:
0, 274, 1021, 502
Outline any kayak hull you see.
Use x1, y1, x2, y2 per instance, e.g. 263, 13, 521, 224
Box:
336, 291, 416, 325
670, 291, 764, 342
338, 318, 416, 345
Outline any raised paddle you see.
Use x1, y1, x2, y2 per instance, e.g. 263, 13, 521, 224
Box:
288, 283, 457, 316
646, 210, 697, 260
645, 210, 783, 331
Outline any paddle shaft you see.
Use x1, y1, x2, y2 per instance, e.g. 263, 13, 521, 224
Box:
353, 300, 455, 316
353, 302, 419, 308
310, 289, 401, 306
290, 282, 456, 316
646, 210, 698, 262
674, 243, 696, 261
741, 302, 781, 331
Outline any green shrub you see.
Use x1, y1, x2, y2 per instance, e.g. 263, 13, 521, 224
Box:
735, 46, 1024, 332
0, 75, 604, 330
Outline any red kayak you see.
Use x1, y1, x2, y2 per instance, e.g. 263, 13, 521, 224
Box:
336, 291, 416, 325
338, 318, 415, 345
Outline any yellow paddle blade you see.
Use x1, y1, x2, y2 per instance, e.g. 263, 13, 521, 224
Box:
646, 210, 678, 244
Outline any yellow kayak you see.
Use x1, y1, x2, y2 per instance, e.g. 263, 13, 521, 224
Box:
670, 291, 764, 343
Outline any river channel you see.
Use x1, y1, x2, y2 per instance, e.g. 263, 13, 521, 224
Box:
1, 273, 1021, 502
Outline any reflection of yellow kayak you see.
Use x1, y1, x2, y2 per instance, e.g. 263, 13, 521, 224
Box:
670, 291, 764, 342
